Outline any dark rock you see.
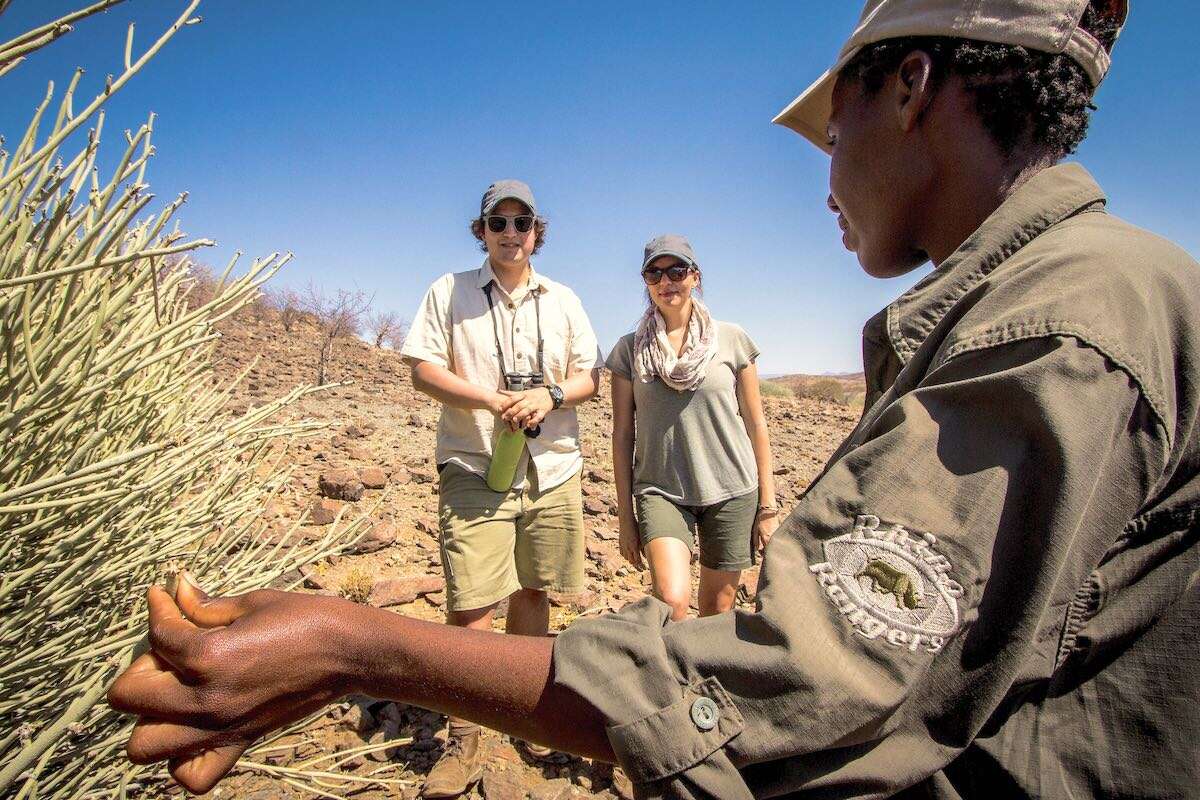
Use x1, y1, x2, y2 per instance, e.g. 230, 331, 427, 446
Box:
318, 468, 364, 501
306, 497, 341, 525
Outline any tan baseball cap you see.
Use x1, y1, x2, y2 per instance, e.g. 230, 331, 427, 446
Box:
773, 0, 1128, 153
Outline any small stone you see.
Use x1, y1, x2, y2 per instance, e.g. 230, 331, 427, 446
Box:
318, 468, 364, 501
351, 521, 397, 554
481, 769, 526, 800
547, 589, 596, 610
300, 564, 335, 590
583, 497, 608, 516
360, 466, 388, 489
407, 413, 424, 427
306, 498, 340, 525
347, 443, 375, 461
529, 778, 575, 800
340, 701, 376, 734
592, 526, 619, 541
368, 576, 446, 608
344, 423, 369, 439
390, 468, 413, 485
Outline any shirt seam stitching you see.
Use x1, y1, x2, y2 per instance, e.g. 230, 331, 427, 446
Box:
935, 323, 1171, 450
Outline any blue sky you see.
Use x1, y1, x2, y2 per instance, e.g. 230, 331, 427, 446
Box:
3, 1, 1197, 374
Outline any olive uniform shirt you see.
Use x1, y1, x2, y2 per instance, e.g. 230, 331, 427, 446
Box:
551, 164, 1200, 799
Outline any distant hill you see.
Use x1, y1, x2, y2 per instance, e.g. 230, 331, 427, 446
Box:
765, 372, 866, 408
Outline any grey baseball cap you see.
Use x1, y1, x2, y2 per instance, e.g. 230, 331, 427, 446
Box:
773, 0, 1128, 153
642, 234, 698, 270
480, 179, 538, 216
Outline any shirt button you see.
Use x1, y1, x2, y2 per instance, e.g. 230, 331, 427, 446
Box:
690, 697, 719, 731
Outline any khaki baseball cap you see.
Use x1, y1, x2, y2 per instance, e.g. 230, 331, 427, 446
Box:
642, 234, 698, 270
773, 0, 1128, 153
481, 179, 538, 216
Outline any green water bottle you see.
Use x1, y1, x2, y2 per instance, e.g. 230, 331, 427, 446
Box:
486, 426, 528, 492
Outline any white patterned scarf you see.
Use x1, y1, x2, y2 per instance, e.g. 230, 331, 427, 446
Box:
633, 297, 718, 392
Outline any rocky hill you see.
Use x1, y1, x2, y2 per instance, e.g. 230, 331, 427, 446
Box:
200, 309, 859, 800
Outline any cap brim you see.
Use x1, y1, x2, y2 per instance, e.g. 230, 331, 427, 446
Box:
482, 194, 537, 216
771, 48, 858, 155
642, 249, 695, 270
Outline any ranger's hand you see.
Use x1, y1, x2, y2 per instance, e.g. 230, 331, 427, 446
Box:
107, 575, 351, 795
501, 387, 554, 431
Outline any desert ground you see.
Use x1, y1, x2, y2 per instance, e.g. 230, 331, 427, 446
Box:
190, 309, 860, 800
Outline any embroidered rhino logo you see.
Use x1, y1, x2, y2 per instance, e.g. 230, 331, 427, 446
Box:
858, 559, 923, 610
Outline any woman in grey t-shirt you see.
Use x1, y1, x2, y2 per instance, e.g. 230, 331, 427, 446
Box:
609, 234, 780, 620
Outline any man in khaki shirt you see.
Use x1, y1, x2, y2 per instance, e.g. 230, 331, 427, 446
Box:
400, 179, 601, 796
111, 2, 1200, 799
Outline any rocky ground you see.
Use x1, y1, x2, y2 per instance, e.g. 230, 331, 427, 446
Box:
185, 310, 859, 800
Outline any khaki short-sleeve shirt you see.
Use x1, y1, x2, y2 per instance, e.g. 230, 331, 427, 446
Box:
401, 259, 601, 491
551, 164, 1200, 799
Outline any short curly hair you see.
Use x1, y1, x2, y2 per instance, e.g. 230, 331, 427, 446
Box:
840, 2, 1121, 160
469, 214, 548, 255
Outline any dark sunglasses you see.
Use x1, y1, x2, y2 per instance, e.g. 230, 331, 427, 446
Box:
641, 264, 694, 285
485, 214, 535, 234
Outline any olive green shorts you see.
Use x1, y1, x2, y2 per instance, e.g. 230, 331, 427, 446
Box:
437, 462, 585, 613
635, 489, 758, 571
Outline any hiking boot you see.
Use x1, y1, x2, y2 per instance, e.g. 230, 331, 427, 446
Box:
422, 728, 482, 798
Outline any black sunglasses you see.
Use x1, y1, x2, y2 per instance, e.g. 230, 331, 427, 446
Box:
641, 264, 694, 285
485, 214, 535, 234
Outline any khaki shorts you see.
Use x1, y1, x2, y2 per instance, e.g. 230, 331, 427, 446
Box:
437, 462, 585, 612
635, 489, 758, 571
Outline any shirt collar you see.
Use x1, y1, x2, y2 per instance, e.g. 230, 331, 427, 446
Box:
476, 258, 549, 295
885, 162, 1107, 363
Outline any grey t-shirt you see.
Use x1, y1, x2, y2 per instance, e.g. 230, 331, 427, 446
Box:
607, 321, 761, 506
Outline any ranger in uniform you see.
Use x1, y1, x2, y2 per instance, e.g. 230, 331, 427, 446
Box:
110, 2, 1200, 799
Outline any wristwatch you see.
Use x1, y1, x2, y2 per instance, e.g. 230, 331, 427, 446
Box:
546, 383, 565, 410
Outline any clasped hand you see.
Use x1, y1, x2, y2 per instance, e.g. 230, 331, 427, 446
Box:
494, 387, 554, 431
107, 575, 350, 795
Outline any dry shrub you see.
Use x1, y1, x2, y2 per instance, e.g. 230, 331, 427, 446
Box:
0, 4, 374, 796
760, 380, 795, 399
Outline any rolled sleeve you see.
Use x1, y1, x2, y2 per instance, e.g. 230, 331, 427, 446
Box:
400, 274, 453, 368
563, 289, 601, 374
605, 335, 633, 381
552, 335, 1164, 798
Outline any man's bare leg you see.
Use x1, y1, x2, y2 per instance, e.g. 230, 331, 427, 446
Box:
505, 587, 549, 636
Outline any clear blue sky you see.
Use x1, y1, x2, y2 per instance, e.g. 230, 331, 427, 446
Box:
3, 1, 1197, 374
